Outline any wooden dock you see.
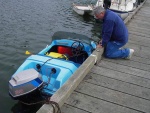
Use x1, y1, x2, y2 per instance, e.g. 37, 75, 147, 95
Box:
60, 1, 150, 113
37, 0, 150, 113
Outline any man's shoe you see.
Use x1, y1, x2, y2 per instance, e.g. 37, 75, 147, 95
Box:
126, 49, 134, 60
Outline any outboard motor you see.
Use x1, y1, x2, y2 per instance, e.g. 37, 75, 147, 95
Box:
9, 69, 43, 101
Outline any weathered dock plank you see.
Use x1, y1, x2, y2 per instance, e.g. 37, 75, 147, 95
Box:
61, 104, 90, 113
128, 34, 150, 47
138, 9, 150, 14
98, 60, 150, 79
103, 57, 150, 71
65, 92, 142, 113
129, 19, 150, 27
84, 72, 150, 100
138, 11, 150, 16
74, 82, 150, 113
127, 21, 150, 29
128, 27, 150, 37
125, 43, 150, 59
91, 66, 150, 88
127, 56, 150, 65
136, 13, 150, 18
129, 31, 150, 39
139, 7, 150, 10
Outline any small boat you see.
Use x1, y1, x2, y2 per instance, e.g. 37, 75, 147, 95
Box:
73, 0, 138, 20
73, 3, 94, 16
96, 0, 137, 12
73, 3, 129, 20
9, 31, 97, 103
110, 9, 129, 20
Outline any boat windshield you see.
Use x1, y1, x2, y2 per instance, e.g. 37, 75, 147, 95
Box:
51, 31, 94, 45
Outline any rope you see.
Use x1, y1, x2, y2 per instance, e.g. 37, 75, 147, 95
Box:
45, 97, 61, 113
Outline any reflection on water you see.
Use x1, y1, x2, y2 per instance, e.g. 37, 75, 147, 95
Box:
0, 0, 101, 112
11, 102, 43, 113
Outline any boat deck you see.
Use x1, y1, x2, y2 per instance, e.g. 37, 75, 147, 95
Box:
60, 0, 150, 113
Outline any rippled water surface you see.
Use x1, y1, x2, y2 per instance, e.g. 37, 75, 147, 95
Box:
0, 0, 101, 112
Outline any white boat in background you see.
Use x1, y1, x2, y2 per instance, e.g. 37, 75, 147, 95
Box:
96, 0, 137, 12
73, 0, 138, 20
109, 9, 129, 20
72, 3, 94, 16
73, 4, 129, 20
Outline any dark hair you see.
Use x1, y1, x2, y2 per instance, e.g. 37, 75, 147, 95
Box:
103, 0, 111, 9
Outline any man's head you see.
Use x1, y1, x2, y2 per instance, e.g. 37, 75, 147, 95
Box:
93, 6, 105, 20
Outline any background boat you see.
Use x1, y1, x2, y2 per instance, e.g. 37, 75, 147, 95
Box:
73, 3, 94, 16
73, 1, 130, 20
96, 0, 138, 12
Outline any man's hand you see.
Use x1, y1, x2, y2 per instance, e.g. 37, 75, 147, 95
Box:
97, 40, 103, 48
97, 44, 103, 48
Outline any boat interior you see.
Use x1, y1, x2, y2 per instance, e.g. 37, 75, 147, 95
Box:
45, 45, 89, 64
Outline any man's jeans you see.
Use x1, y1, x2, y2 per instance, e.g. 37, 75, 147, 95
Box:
104, 41, 130, 59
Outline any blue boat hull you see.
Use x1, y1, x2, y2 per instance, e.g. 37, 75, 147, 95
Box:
9, 31, 96, 102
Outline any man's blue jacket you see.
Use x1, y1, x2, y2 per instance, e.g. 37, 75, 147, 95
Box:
102, 9, 128, 47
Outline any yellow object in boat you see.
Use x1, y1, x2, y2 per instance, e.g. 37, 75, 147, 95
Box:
46, 52, 68, 60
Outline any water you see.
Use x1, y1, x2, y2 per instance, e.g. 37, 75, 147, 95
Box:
0, 0, 101, 113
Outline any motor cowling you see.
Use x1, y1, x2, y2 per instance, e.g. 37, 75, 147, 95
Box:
9, 69, 43, 99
